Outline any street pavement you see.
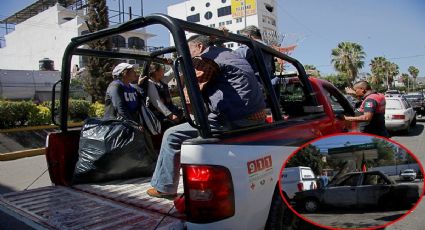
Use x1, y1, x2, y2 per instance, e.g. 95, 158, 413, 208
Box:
0, 121, 424, 229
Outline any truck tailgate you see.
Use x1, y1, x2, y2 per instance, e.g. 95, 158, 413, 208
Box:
0, 180, 185, 230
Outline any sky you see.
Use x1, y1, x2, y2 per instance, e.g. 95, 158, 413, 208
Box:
1, 0, 424, 77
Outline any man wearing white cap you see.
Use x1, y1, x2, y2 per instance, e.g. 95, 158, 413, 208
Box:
104, 63, 143, 127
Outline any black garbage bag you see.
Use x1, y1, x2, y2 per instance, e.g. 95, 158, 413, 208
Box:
73, 118, 157, 184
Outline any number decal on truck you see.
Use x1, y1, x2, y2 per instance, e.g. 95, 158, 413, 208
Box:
247, 155, 274, 190
248, 155, 272, 174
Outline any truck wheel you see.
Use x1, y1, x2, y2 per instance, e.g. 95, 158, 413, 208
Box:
266, 188, 319, 230
304, 198, 319, 213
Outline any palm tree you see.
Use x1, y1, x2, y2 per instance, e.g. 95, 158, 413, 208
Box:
388, 62, 399, 89
369, 56, 388, 87
400, 73, 410, 91
408, 66, 419, 91
304, 64, 320, 77
331, 42, 366, 85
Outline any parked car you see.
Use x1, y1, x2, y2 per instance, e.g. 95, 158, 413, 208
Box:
281, 166, 317, 200
404, 93, 425, 116
385, 89, 402, 96
400, 169, 417, 181
294, 171, 421, 212
385, 95, 416, 134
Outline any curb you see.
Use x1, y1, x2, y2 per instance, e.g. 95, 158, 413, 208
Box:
0, 122, 83, 133
0, 148, 46, 161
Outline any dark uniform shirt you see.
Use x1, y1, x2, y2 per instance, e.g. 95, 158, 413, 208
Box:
358, 92, 389, 137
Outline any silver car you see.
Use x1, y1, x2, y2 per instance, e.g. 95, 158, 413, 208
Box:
385, 95, 416, 134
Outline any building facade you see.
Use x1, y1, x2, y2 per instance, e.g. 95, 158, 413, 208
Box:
167, 0, 277, 49
0, 3, 154, 71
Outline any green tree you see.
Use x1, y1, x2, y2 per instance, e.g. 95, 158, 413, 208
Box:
286, 144, 324, 175
331, 42, 366, 85
372, 137, 395, 165
388, 62, 399, 89
408, 66, 419, 91
369, 56, 388, 86
322, 73, 349, 91
304, 64, 321, 77
84, 0, 115, 102
400, 73, 410, 87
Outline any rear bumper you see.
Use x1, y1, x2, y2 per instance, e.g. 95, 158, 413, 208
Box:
385, 120, 409, 131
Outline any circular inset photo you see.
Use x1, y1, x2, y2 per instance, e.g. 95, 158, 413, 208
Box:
279, 133, 425, 230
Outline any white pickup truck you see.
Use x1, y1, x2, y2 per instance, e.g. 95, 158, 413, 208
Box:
0, 14, 356, 230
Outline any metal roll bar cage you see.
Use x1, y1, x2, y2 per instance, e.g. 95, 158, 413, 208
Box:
58, 13, 316, 138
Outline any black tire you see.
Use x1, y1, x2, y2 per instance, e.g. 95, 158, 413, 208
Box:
303, 198, 320, 213
266, 187, 322, 230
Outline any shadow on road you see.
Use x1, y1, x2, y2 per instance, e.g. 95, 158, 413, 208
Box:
0, 184, 16, 195
390, 124, 424, 137
375, 213, 404, 221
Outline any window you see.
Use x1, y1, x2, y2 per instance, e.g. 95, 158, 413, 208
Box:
338, 174, 360, 186
227, 43, 234, 48
209, 24, 215, 28
217, 6, 231, 17
206, 2, 210, 7
204, 11, 213, 20
219, 22, 225, 26
111, 35, 126, 48
362, 173, 389, 185
277, 78, 308, 117
187, 13, 200, 22
190, 6, 195, 11
271, 19, 276, 26
236, 18, 242, 23
128, 37, 145, 49
322, 84, 355, 117
222, 0, 227, 3
226, 20, 232, 25
386, 99, 402, 110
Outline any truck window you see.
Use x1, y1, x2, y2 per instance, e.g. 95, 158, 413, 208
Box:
277, 77, 309, 117
301, 169, 316, 180
322, 84, 354, 116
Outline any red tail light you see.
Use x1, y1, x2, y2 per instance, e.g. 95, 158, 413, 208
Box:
392, 114, 405, 119
183, 165, 235, 223
297, 182, 304, 192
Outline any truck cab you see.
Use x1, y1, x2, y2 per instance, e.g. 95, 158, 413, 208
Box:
0, 14, 356, 229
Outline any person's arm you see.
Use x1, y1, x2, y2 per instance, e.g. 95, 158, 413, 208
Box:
109, 83, 134, 120
344, 98, 376, 122
147, 81, 173, 117
162, 68, 175, 84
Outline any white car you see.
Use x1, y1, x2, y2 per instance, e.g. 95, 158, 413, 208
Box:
385, 95, 416, 133
281, 166, 317, 200
400, 169, 417, 181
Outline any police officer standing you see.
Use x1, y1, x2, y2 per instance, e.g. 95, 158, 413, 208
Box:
344, 81, 389, 137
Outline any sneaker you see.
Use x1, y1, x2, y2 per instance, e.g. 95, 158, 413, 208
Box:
146, 187, 176, 199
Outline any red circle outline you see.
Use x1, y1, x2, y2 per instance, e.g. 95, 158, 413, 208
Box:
278, 132, 425, 230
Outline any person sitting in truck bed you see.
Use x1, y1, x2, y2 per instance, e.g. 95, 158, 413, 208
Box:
145, 63, 183, 130
147, 35, 267, 198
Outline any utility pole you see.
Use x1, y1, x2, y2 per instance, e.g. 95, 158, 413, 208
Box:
244, 0, 247, 28
141, 0, 144, 17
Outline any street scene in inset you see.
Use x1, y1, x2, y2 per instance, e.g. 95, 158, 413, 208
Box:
280, 134, 425, 229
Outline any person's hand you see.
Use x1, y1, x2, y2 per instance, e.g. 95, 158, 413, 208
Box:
138, 75, 148, 86
345, 87, 356, 95
168, 114, 179, 122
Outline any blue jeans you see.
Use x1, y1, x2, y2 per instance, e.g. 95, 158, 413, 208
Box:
150, 114, 264, 194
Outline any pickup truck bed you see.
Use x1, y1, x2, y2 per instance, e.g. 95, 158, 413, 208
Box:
0, 178, 185, 230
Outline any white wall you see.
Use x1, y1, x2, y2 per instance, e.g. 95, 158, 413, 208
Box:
167, 0, 277, 48
0, 4, 82, 71
0, 4, 155, 71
